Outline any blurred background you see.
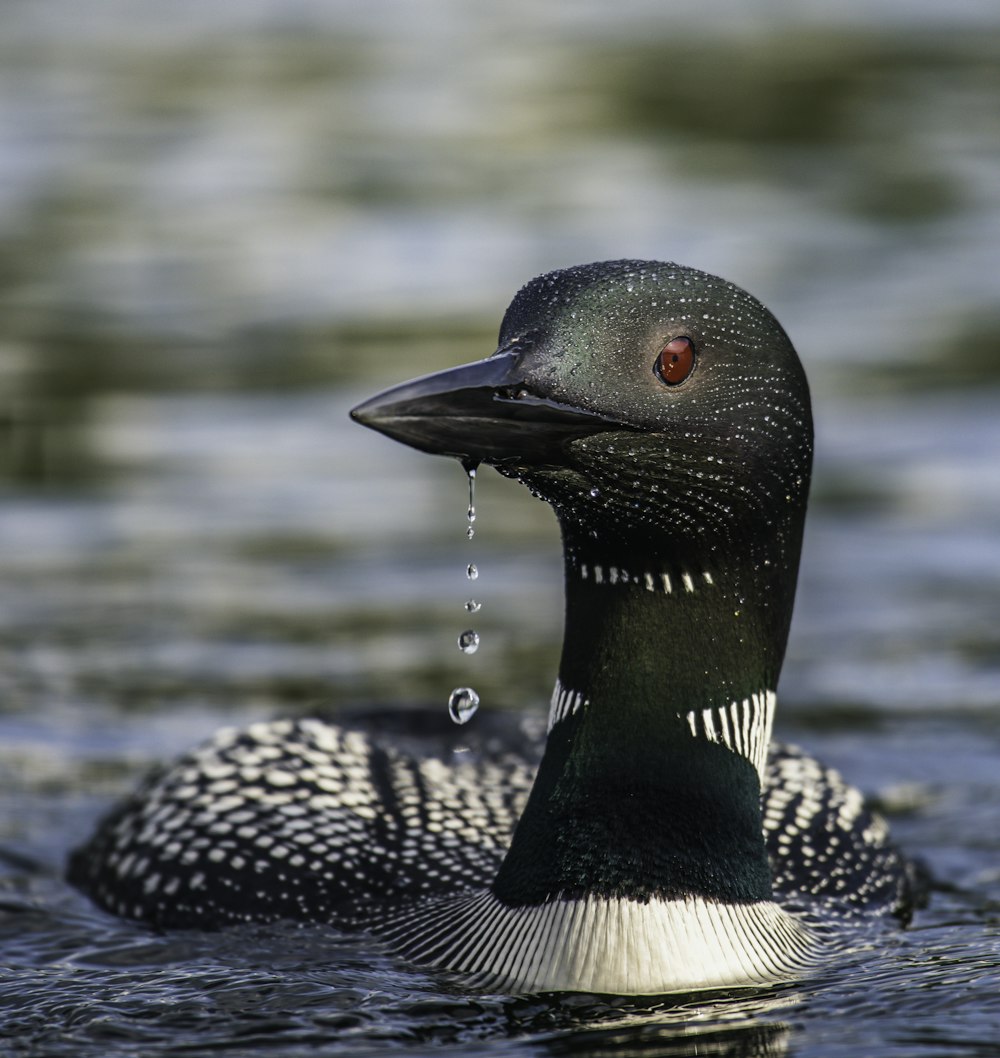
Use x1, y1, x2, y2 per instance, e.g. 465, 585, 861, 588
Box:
1, 0, 999, 1049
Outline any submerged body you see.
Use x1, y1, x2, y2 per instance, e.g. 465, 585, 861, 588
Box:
70, 261, 920, 994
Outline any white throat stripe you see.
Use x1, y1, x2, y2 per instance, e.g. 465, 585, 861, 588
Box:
576, 562, 713, 596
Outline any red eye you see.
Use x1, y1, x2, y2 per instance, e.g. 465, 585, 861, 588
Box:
654, 336, 696, 386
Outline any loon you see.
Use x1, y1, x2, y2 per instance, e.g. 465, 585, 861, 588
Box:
69, 260, 919, 995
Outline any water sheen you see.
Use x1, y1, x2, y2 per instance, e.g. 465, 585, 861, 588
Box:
2, 1, 1000, 1056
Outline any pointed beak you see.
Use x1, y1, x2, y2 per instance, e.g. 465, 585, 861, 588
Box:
350, 350, 629, 468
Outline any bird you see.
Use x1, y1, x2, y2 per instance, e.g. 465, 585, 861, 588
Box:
68, 260, 921, 995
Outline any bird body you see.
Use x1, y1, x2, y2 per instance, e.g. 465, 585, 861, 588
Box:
70, 261, 919, 994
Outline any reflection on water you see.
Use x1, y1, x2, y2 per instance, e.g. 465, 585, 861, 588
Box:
507, 985, 800, 1057
1, 0, 999, 1055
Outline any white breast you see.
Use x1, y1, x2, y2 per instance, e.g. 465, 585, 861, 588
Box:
379, 889, 822, 994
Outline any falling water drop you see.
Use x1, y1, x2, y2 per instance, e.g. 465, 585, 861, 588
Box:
448, 687, 480, 725
467, 467, 477, 519
458, 629, 480, 654
465, 464, 477, 538
450, 462, 483, 724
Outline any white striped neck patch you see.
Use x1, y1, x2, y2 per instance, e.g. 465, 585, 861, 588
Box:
575, 560, 715, 595
685, 690, 777, 784
547, 678, 588, 731
549, 680, 777, 785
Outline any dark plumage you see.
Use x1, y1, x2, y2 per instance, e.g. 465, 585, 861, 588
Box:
70, 261, 921, 994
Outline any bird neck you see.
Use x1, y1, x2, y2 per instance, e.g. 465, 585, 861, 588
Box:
492, 524, 800, 908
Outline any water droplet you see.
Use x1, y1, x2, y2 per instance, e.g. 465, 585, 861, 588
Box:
589, 487, 600, 499
466, 466, 477, 522
458, 629, 480, 654
466, 525, 475, 540
465, 599, 481, 613
466, 563, 478, 581
448, 687, 480, 725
